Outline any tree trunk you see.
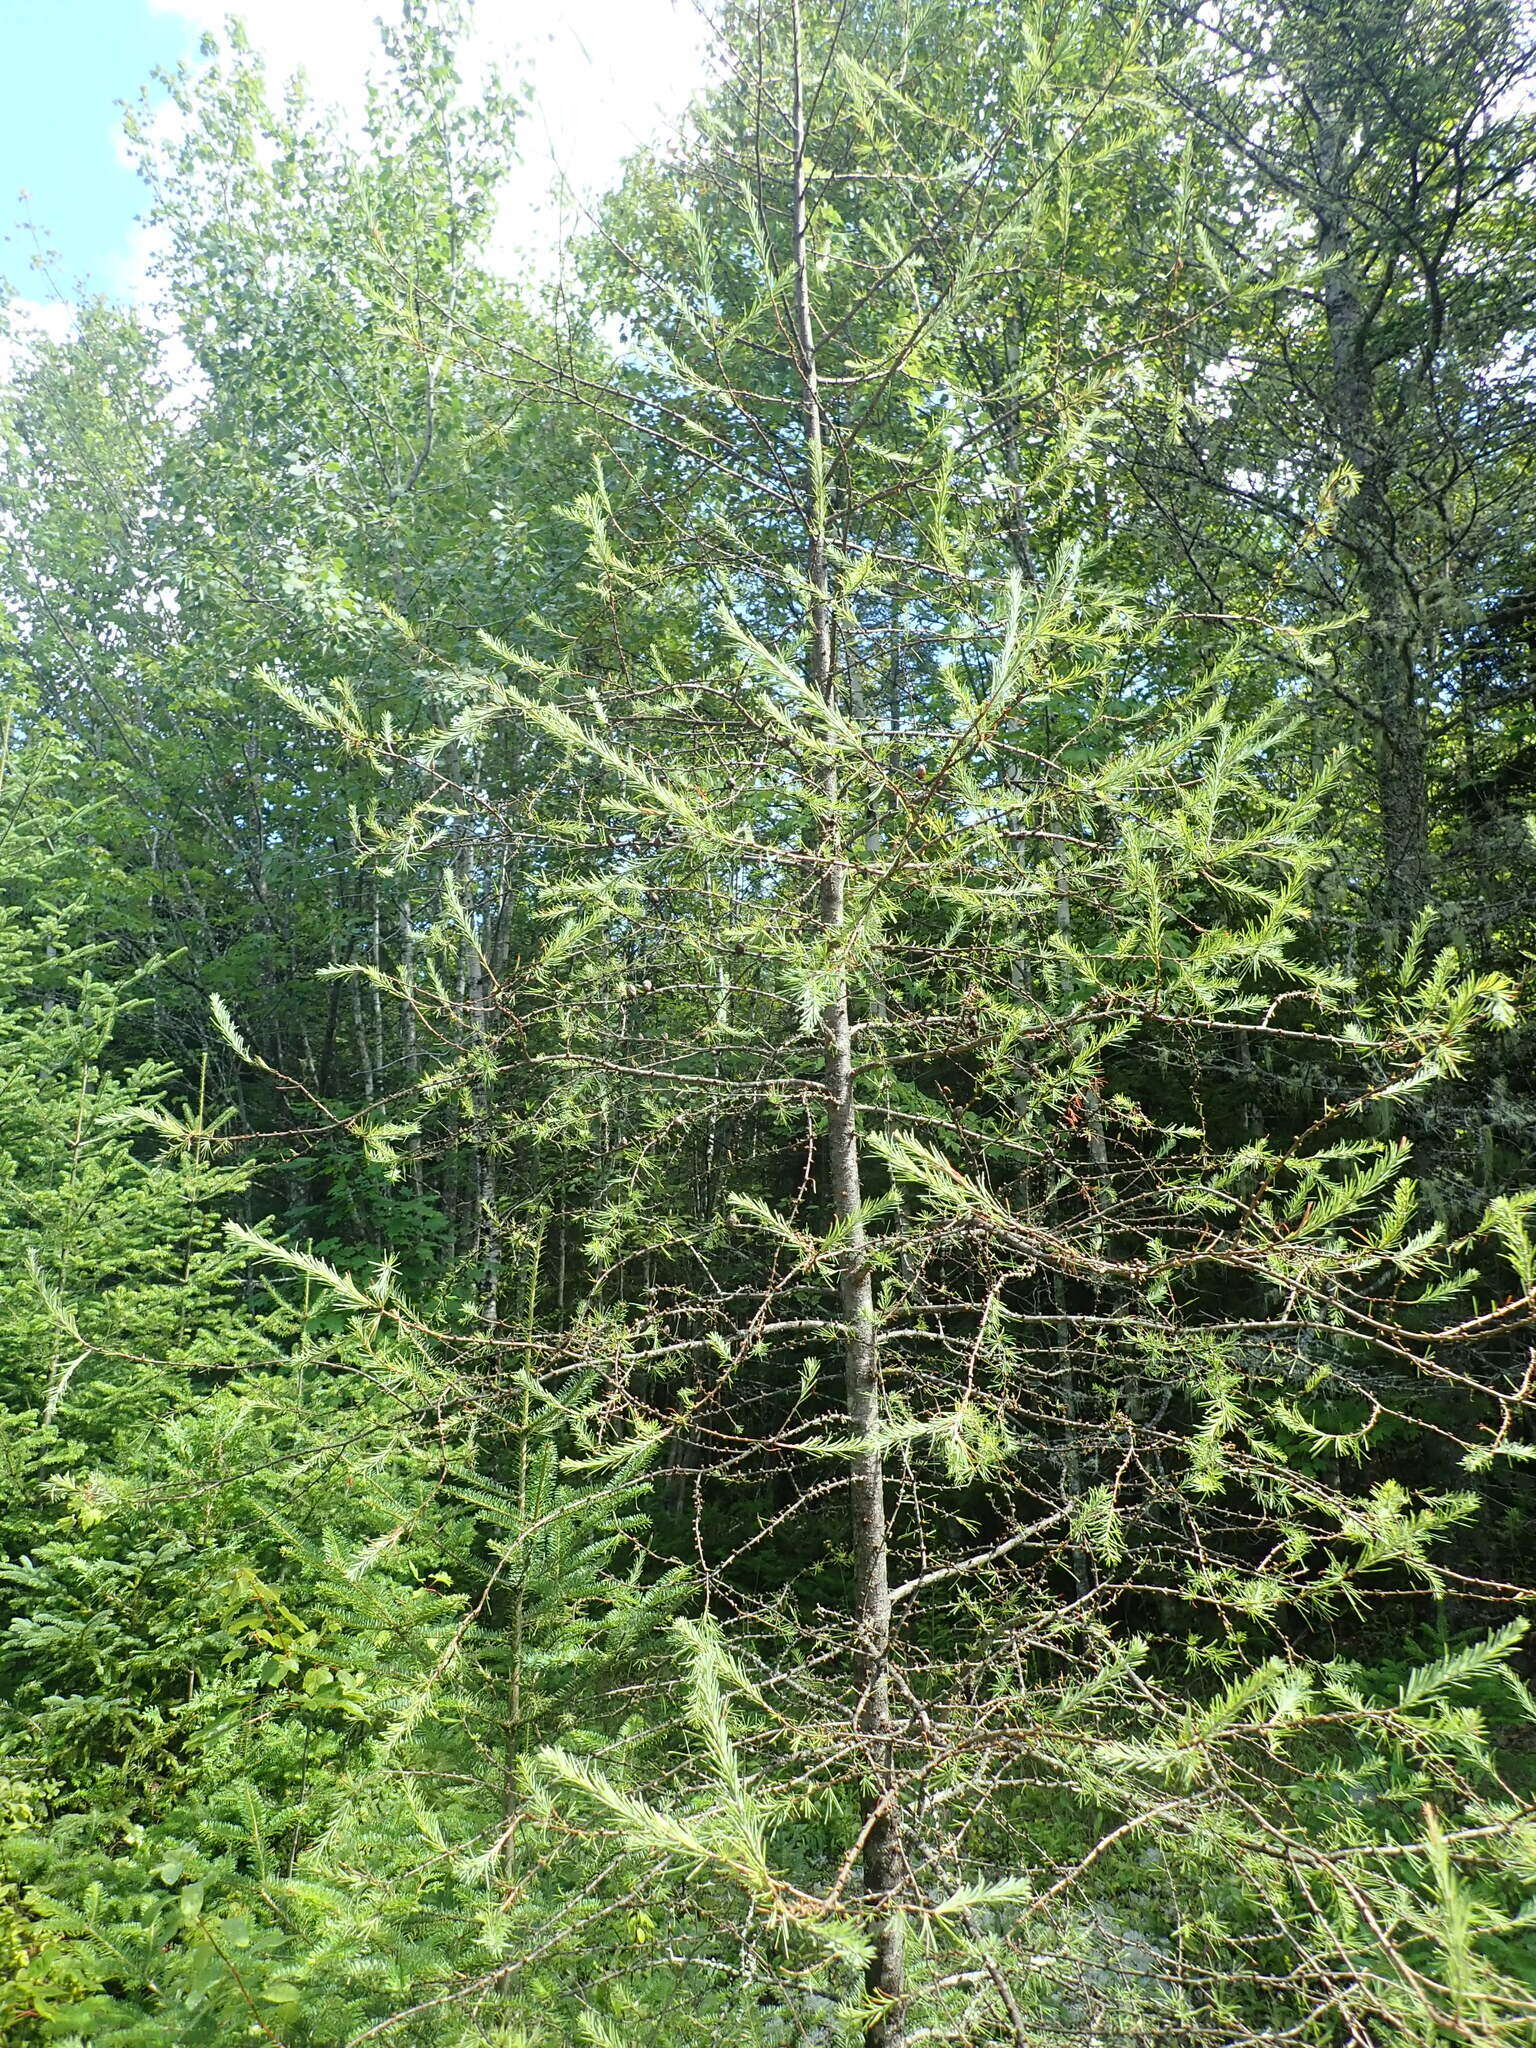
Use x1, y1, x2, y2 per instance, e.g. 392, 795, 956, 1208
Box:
400, 898, 423, 1202
788, 9, 905, 2037
1314, 112, 1431, 932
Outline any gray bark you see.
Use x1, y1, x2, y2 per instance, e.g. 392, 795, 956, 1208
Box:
788, 9, 905, 2037
1314, 113, 1432, 930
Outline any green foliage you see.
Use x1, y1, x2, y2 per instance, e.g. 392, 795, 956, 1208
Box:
2, 0, 1535, 2043
0, 720, 691, 2042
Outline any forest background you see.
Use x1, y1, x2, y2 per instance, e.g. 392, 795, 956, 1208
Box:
4, 1, 1536, 2043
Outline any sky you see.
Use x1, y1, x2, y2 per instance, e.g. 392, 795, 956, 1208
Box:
1, 0, 710, 320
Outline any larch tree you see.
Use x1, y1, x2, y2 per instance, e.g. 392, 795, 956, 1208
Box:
265, 3, 1536, 2043
2, 2, 1535, 2044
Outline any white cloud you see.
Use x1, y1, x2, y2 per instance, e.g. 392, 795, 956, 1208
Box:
3, 297, 75, 345
0, 299, 83, 389
147, 0, 386, 114
146, 0, 712, 268
0, 297, 76, 381
500, 0, 711, 194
